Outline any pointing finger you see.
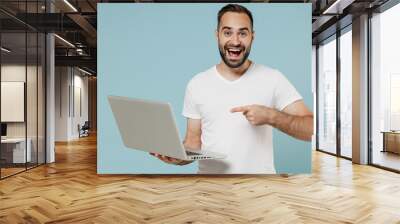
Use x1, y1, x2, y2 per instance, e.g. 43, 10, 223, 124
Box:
230, 106, 249, 113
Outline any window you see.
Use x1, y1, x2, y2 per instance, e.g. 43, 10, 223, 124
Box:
371, 2, 400, 171
318, 35, 337, 154
339, 28, 352, 158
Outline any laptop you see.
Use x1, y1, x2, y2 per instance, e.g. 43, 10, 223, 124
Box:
108, 95, 226, 161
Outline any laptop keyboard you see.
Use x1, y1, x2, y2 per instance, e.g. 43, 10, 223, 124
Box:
186, 151, 202, 156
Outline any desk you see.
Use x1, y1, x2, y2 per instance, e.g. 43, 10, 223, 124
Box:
381, 131, 400, 154
1, 138, 31, 163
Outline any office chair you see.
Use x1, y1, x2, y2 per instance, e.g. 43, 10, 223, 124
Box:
79, 121, 90, 138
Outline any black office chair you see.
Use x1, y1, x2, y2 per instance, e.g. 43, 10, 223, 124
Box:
79, 121, 90, 138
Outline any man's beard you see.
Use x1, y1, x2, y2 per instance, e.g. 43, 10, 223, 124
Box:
218, 42, 251, 68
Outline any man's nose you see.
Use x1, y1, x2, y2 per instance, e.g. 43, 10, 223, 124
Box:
230, 34, 240, 45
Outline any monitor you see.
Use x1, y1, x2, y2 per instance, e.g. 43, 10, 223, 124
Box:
1, 123, 7, 137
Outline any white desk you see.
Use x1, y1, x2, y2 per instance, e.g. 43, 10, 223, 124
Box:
1, 138, 31, 163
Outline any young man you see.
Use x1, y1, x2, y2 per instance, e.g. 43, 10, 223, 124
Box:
151, 4, 313, 174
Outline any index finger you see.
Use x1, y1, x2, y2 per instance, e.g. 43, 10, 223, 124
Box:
230, 106, 249, 113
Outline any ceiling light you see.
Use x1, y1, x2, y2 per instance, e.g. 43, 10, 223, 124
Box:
54, 34, 75, 48
1, 47, 11, 53
322, 0, 354, 15
63, 0, 78, 12
76, 48, 84, 55
323, 0, 341, 14
78, 67, 93, 76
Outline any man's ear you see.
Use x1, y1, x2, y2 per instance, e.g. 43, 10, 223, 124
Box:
252, 30, 255, 41
215, 29, 218, 40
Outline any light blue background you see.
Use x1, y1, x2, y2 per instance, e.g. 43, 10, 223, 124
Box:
98, 3, 312, 174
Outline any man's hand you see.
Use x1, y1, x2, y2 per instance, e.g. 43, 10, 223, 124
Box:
149, 153, 192, 166
150, 118, 201, 166
230, 104, 276, 126
231, 101, 313, 141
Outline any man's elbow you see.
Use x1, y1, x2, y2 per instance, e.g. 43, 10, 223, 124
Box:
296, 133, 312, 142
304, 115, 314, 141
303, 134, 313, 142
297, 115, 313, 141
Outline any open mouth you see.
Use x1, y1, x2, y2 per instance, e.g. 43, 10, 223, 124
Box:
226, 48, 243, 59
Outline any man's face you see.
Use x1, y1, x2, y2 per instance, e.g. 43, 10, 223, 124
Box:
217, 12, 254, 68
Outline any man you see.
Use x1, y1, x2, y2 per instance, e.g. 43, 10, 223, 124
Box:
151, 4, 313, 174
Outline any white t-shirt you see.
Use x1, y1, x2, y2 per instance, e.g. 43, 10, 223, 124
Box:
182, 63, 302, 174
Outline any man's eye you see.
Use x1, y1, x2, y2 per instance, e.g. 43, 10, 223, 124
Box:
240, 32, 248, 37
224, 31, 232, 36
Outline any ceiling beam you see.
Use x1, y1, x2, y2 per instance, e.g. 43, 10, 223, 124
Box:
55, 55, 96, 72
67, 13, 97, 45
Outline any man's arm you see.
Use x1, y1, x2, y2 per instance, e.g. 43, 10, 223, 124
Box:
150, 118, 202, 165
231, 100, 313, 141
183, 118, 202, 150
273, 100, 313, 141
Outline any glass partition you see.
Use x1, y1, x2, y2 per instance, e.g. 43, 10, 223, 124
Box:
0, 1, 46, 179
1, 31, 28, 177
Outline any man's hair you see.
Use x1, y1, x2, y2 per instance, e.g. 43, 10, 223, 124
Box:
217, 4, 254, 31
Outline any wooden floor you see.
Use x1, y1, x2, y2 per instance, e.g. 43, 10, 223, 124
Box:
0, 167, 26, 178
1, 163, 45, 178
1, 134, 400, 224
373, 150, 400, 171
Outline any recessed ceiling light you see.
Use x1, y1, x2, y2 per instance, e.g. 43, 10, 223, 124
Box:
322, 0, 354, 15
1, 47, 11, 53
78, 67, 93, 76
54, 34, 75, 48
63, 0, 78, 12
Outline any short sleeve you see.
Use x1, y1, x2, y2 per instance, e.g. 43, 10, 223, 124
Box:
182, 81, 201, 119
273, 70, 303, 111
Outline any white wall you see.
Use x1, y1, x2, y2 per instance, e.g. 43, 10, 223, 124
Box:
71, 73, 89, 138
55, 66, 70, 141
1, 65, 42, 138
55, 67, 89, 141
1, 66, 26, 131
